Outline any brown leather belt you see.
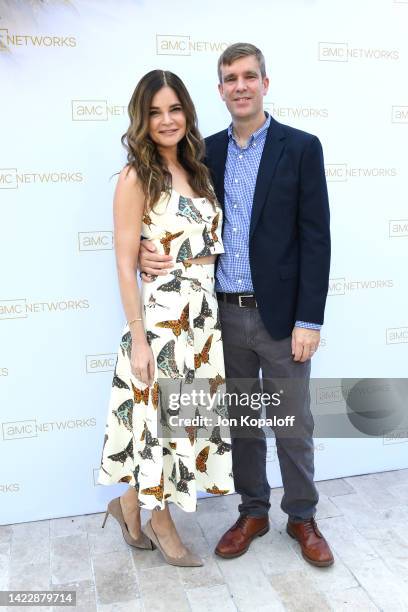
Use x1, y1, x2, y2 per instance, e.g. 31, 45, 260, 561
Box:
217, 292, 258, 308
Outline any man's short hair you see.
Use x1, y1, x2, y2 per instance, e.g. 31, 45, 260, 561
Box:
217, 42, 266, 82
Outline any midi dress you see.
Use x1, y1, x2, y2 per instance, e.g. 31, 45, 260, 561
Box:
97, 188, 234, 511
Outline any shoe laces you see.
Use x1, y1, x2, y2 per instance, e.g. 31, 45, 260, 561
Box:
303, 517, 319, 537
234, 515, 250, 531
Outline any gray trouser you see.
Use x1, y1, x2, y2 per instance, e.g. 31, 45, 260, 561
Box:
218, 299, 319, 522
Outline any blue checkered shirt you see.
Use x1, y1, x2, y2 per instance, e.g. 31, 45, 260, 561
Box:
215, 113, 321, 330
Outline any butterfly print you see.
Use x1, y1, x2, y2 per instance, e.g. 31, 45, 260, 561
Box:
120, 331, 132, 359
146, 330, 160, 345
183, 363, 195, 384
160, 230, 184, 255
133, 465, 140, 491
176, 237, 193, 268
155, 303, 189, 338
206, 484, 230, 495
141, 472, 170, 502
157, 269, 184, 294
194, 334, 213, 369
169, 462, 177, 486
194, 226, 214, 258
212, 308, 222, 333
214, 401, 229, 420
195, 445, 210, 473
112, 375, 130, 390
142, 212, 154, 229
163, 447, 171, 456
176, 195, 204, 224
210, 211, 220, 243
107, 437, 133, 464
208, 425, 232, 455
169, 441, 177, 450
151, 382, 160, 410
209, 373, 225, 397
193, 293, 212, 330
132, 382, 149, 405
157, 339, 181, 379
138, 422, 160, 461
146, 294, 168, 309
177, 458, 195, 494
185, 425, 196, 446
112, 399, 133, 432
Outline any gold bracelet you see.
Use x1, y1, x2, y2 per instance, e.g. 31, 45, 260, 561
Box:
128, 317, 142, 325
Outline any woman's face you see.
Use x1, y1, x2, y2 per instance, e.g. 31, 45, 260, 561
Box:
148, 86, 187, 149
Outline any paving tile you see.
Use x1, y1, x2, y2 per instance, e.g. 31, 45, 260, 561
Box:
177, 554, 225, 589
92, 549, 139, 605
315, 516, 378, 567
348, 557, 408, 611
50, 515, 87, 538
51, 579, 96, 612
329, 493, 384, 530
138, 565, 190, 612
186, 584, 237, 612
8, 560, 50, 591
269, 570, 331, 611
253, 528, 305, 576
11, 520, 50, 566
215, 549, 285, 611
316, 478, 355, 497
344, 474, 401, 509
356, 526, 408, 576
372, 469, 408, 488
326, 585, 379, 610
97, 600, 143, 612
50, 534, 92, 585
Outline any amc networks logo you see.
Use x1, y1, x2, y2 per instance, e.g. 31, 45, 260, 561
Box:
86, 354, 117, 373
325, 164, 397, 181
0, 298, 90, 320
318, 42, 399, 62
79, 231, 113, 251
389, 219, 408, 238
0, 483, 20, 493
264, 101, 328, 120
0, 28, 76, 53
71, 100, 126, 121
316, 385, 343, 405
2, 418, 97, 440
0, 169, 83, 189
391, 106, 408, 123
329, 278, 394, 296
386, 327, 408, 344
156, 34, 228, 56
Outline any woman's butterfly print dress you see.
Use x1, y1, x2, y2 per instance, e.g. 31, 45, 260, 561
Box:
98, 189, 234, 511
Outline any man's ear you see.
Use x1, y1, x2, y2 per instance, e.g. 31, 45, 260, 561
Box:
218, 82, 225, 100
262, 76, 270, 96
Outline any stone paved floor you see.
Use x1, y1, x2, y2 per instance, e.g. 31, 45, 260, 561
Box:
2, 469, 408, 611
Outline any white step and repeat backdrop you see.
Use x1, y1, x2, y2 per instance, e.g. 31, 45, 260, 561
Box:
1, 0, 407, 524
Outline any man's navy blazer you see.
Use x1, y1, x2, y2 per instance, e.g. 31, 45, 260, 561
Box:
204, 115, 331, 341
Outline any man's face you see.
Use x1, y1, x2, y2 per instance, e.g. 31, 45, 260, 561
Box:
218, 55, 269, 121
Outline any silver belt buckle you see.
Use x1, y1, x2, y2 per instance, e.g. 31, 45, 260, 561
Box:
238, 294, 255, 307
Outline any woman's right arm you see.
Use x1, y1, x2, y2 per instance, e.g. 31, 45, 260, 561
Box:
113, 166, 154, 386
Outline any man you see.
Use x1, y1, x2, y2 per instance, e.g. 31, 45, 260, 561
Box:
139, 43, 333, 567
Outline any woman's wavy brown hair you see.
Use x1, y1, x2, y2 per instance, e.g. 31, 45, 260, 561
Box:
121, 70, 216, 211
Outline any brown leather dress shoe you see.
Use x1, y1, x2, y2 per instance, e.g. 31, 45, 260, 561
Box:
215, 515, 270, 559
287, 517, 334, 567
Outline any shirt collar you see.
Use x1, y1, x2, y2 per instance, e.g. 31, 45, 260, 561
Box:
227, 111, 271, 146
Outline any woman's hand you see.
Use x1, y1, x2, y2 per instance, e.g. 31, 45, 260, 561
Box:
130, 339, 155, 387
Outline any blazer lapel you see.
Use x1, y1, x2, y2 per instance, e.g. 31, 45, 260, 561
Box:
249, 119, 286, 239
208, 131, 228, 208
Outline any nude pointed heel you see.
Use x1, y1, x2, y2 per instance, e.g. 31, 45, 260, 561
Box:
101, 497, 154, 550
142, 519, 203, 567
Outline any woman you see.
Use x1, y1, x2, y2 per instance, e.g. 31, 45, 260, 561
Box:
98, 70, 234, 567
